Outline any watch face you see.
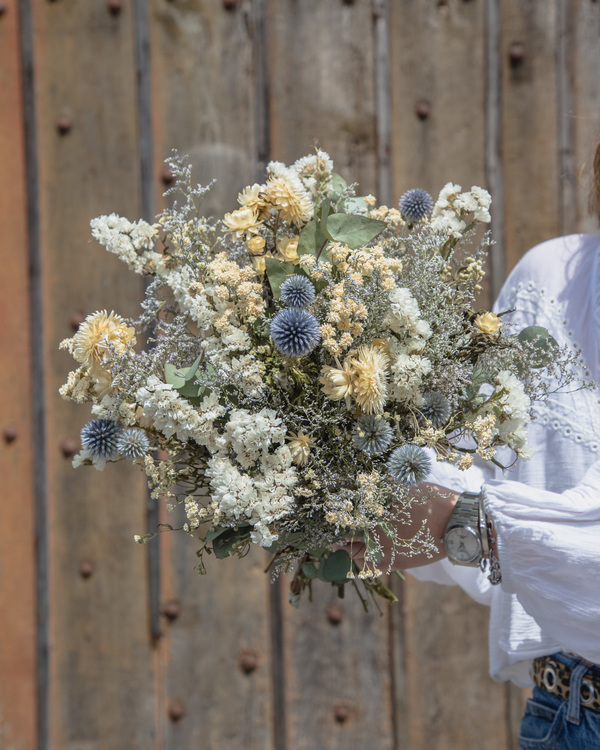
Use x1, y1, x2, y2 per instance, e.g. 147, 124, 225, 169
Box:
445, 526, 481, 563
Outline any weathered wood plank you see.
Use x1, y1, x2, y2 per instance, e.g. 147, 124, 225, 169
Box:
389, 3, 512, 748
501, 0, 560, 269
33, 1, 156, 747
573, 0, 600, 234
0, 2, 37, 748
267, 0, 378, 194
266, 3, 395, 748
149, 2, 275, 747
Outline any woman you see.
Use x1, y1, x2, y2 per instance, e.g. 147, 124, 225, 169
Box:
389, 145, 600, 749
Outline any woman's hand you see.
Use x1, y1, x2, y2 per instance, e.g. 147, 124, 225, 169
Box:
343, 482, 460, 571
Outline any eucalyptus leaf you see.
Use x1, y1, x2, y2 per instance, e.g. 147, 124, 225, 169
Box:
341, 196, 369, 215
297, 219, 328, 258
205, 526, 229, 543
321, 549, 354, 582
329, 173, 347, 199
265, 256, 297, 299
518, 326, 558, 368
164, 363, 186, 389
301, 562, 319, 579
212, 526, 250, 559
325, 213, 386, 250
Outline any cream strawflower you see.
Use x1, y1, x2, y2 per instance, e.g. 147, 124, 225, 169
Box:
277, 235, 300, 264
320, 358, 354, 408
73, 310, 135, 368
238, 183, 267, 215
287, 430, 314, 466
351, 345, 389, 415
223, 207, 261, 238
474, 312, 501, 335
264, 172, 314, 226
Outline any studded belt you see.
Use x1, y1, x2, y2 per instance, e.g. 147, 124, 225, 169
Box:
532, 656, 600, 712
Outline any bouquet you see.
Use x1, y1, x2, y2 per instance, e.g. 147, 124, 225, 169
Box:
60, 150, 582, 608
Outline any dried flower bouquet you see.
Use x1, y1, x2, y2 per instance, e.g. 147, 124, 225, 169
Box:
60, 151, 583, 608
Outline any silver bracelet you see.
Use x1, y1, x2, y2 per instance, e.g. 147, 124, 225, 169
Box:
478, 493, 502, 585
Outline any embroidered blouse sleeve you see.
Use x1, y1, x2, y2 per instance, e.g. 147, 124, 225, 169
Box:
484, 460, 600, 662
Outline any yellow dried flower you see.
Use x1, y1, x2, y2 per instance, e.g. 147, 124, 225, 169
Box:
223, 207, 261, 238
73, 310, 135, 368
320, 358, 354, 406
351, 345, 389, 415
246, 235, 266, 254
287, 430, 315, 466
474, 312, 501, 335
263, 174, 313, 226
277, 235, 300, 264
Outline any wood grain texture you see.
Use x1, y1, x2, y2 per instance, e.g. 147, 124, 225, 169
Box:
32, 1, 155, 748
501, 0, 560, 270
149, 2, 275, 747
0, 2, 37, 748
267, 0, 378, 194
389, 3, 511, 748
266, 3, 393, 748
573, 0, 600, 234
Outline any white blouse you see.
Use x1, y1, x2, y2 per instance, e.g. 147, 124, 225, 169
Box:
410, 234, 600, 687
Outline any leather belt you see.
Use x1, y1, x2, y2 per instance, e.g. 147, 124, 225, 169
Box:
532, 656, 600, 712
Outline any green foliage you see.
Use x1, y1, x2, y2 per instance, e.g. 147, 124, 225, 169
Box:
518, 326, 558, 368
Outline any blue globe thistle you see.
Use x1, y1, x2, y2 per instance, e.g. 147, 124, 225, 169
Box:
280, 275, 316, 308
399, 189, 434, 223
419, 392, 452, 428
80, 419, 122, 460
270, 307, 321, 358
116, 428, 150, 460
387, 444, 431, 486
352, 415, 394, 455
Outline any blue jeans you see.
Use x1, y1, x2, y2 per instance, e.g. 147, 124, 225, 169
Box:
519, 653, 600, 749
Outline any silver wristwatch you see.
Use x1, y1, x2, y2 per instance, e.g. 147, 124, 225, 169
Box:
442, 491, 488, 567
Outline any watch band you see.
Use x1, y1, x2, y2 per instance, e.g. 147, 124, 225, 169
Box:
443, 491, 483, 567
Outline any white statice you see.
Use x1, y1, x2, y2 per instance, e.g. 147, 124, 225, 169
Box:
224, 408, 287, 469
468, 186, 492, 223
158, 265, 217, 330
72, 447, 107, 471
90, 214, 161, 274
265, 160, 288, 179
291, 150, 334, 194
136, 376, 226, 450
388, 350, 432, 405
430, 183, 492, 237
385, 287, 432, 349
205, 447, 298, 547
495, 370, 531, 421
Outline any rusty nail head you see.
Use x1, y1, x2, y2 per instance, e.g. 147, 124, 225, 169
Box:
56, 115, 72, 135
79, 559, 94, 579
509, 41, 525, 65
415, 100, 431, 120
107, 0, 122, 14
0, 4, 7, 16
168, 699, 186, 721
3, 426, 18, 444
335, 705, 351, 724
162, 599, 181, 621
70, 311, 86, 331
222, 0, 237, 8
161, 167, 174, 186
61, 437, 79, 458
239, 650, 258, 674
327, 604, 343, 625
